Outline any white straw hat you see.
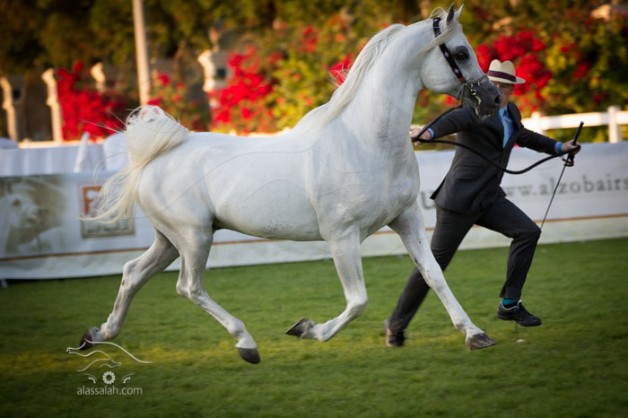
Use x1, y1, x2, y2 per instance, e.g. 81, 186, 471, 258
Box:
487, 59, 525, 84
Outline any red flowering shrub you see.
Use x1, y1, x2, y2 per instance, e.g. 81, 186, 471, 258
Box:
542, 17, 625, 116
476, 31, 552, 114
148, 71, 210, 131
209, 44, 278, 134
266, 14, 362, 130
56, 61, 127, 140
209, 13, 362, 134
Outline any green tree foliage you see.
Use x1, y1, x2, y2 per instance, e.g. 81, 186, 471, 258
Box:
0, 0, 626, 140
454, 0, 628, 141
0, 1, 52, 73
266, 14, 364, 130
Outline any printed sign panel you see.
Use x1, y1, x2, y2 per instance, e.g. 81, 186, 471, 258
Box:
78, 183, 135, 238
1, 142, 627, 279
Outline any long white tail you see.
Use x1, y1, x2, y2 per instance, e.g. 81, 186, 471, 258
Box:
90, 106, 188, 222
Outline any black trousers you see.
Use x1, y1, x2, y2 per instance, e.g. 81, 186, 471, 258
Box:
387, 196, 541, 333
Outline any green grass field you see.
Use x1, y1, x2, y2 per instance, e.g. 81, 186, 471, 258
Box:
1, 238, 627, 418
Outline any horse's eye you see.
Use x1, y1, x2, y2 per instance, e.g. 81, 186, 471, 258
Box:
452, 46, 469, 61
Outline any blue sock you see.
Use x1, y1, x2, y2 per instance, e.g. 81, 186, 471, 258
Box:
501, 298, 518, 308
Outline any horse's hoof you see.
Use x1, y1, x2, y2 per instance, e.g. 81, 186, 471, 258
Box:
467, 333, 496, 350
79, 327, 99, 350
237, 347, 261, 364
285, 318, 314, 338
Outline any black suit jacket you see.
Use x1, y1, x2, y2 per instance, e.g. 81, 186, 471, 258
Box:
430, 103, 560, 214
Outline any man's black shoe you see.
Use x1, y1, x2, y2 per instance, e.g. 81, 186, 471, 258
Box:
384, 320, 405, 347
497, 302, 542, 327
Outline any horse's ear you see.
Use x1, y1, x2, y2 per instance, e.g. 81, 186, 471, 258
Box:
446, 4, 462, 25
446, 4, 455, 25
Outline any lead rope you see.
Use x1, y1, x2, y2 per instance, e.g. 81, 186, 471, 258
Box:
413, 109, 583, 227
412, 109, 577, 175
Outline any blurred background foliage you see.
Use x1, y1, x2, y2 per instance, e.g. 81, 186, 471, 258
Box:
0, 0, 626, 141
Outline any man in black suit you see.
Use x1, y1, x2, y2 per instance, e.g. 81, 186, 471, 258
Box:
385, 59, 581, 347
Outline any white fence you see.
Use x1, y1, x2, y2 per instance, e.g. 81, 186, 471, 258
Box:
522, 106, 627, 143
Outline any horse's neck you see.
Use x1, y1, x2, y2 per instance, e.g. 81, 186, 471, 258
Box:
343, 72, 422, 149
341, 27, 429, 148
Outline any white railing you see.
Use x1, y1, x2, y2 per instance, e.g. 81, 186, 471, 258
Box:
522, 106, 627, 143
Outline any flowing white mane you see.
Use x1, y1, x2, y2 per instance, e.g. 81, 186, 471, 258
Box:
294, 7, 462, 131
323, 24, 405, 123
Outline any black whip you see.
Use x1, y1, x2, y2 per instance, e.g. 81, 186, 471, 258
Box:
539, 121, 583, 229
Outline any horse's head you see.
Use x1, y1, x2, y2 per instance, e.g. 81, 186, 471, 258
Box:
420, 5, 500, 117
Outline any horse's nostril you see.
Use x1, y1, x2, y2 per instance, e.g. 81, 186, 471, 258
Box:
494, 95, 501, 104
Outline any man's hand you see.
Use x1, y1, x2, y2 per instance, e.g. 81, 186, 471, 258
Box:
410, 127, 432, 141
562, 141, 581, 155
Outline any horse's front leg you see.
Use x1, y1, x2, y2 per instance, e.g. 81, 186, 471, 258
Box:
286, 230, 367, 342
388, 204, 495, 350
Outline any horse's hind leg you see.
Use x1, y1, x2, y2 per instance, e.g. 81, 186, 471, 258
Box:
175, 235, 260, 364
389, 205, 495, 350
81, 229, 178, 348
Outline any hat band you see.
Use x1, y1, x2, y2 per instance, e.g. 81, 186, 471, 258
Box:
487, 70, 516, 82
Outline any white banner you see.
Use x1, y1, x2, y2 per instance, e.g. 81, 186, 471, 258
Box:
1, 142, 627, 279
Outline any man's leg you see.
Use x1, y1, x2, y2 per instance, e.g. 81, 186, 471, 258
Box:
386, 207, 478, 344
477, 198, 542, 326
476, 198, 541, 300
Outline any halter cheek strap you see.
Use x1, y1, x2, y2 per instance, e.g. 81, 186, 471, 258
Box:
432, 17, 466, 83
432, 17, 489, 104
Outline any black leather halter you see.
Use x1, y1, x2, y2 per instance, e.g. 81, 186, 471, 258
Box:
432, 17, 489, 102
432, 17, 466, 82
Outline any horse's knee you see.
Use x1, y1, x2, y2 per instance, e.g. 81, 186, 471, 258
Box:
175, 281, 187, 298
176, 283, 198, 300
119, 260, 143, 291
348, 296, 368, 318
122, 258, 136, 276
175, 275, 196, 298
176, 279, 208, 307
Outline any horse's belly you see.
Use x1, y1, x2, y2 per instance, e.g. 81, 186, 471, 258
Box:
211, 175, 322, 241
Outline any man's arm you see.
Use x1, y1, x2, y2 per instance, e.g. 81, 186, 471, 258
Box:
410, 106, 479, 141
518, 127, 581, 156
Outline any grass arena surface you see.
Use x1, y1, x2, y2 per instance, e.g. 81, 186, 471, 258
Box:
1, 238, 627, 418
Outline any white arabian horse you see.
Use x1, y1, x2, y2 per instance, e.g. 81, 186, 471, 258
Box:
81, 6, 500, 363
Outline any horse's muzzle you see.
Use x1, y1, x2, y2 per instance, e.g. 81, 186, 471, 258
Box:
459, 75, 500, 117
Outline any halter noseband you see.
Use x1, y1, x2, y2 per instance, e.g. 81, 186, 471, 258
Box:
432, 17, 488, 103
